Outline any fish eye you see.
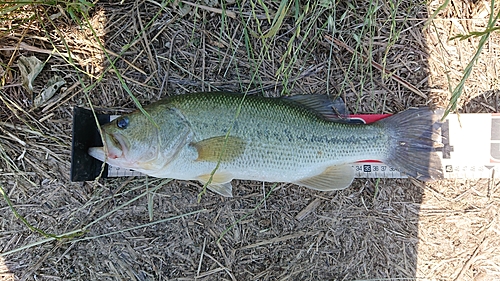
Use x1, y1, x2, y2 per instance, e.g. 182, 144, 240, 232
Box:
116, 117, 129, 129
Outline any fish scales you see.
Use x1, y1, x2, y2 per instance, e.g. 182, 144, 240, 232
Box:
164, 93, 389, 175
89, 92, 442, 197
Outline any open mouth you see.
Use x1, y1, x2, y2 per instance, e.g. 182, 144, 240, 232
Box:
105, 133, 127, 159
87, 133, 128, 163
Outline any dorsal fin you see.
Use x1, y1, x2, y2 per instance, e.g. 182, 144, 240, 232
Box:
281, 95, 350, 122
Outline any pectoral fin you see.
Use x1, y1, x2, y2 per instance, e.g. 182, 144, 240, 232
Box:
192, 136, 246, 162
197, 172, 234, 197
294, 164, 355, 191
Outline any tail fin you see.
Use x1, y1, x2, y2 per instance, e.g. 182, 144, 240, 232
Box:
377, 108, 443, 181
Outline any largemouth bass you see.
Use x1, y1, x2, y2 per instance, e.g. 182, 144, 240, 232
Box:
89, 92, 442, 197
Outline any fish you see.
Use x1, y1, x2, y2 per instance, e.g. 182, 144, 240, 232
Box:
88, 92, 443, 197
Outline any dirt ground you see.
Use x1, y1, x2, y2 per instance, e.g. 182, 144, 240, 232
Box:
1, 0, 499, 280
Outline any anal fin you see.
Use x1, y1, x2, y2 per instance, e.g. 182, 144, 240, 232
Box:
206, 182, 233, 197
197, 172, 234, 197
294, 164, 355, 191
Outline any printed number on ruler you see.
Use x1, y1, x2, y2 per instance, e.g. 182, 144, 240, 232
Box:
351, 163, 406, 179
442, 164, 496, 179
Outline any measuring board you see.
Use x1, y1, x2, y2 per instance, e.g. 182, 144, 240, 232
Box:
70, 107, 500, 181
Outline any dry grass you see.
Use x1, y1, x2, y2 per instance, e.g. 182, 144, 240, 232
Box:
0, 0, 499, 280
418, 1, 500, 279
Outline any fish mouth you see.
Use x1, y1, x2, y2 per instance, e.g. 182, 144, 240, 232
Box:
88, 133, 128, 162
88, 146, 106, 162
106, 133, 129, 159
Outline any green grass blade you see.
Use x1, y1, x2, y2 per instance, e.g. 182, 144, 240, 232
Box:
443, 2, 500, 119
260, 0, 291, 39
